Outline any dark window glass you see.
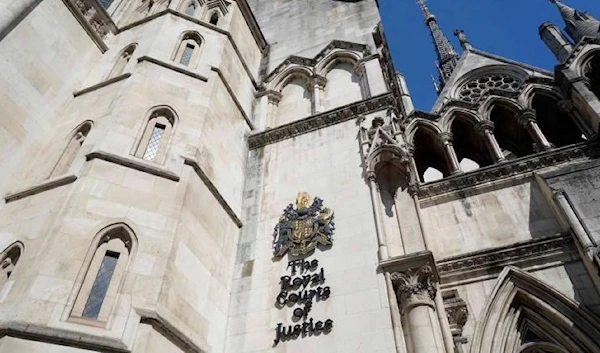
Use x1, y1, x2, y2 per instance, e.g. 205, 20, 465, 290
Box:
98, 0, 114, 9
82, 251, 119, 319
180, 44, 195, 66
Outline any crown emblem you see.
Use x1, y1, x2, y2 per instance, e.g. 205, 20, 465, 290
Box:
272, 192, 335, 258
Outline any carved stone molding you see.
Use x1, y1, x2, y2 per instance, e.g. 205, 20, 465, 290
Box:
381, 251, 439, 312
443, 290, 469, 344
248, 93, 395, 149
437, 234, 576, 286
417, 141, 598, 200
475, 120, 495, 135
516, 108, 538, 126
390, 265, 438, 311
64, 0, 117, 52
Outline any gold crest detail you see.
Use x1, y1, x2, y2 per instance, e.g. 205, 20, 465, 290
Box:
273, 192, 335, 258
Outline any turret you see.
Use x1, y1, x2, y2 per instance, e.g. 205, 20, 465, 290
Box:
539, 21, 574, 63
550, 0, 600, 43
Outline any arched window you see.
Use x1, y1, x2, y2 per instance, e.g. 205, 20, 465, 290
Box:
173, 32, 202, 67
184, 1, 197, 16
0, 242, 22, 295
70, 224, 134, 323
209, 11, 219, 25
531, 94, 583, 148
134, 107, 176, 163
50, 121, 92, 178
412, 126, 449, 183
107, 45, 136, 79
450, 114, 493, 171
490, 104, 534, 157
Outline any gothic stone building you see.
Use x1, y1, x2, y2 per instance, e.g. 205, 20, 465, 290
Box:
1, 0, 600, 352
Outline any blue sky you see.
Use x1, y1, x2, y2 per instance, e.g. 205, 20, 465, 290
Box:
378, 0, 600, 110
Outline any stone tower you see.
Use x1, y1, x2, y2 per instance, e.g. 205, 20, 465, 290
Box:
1, 0, 600, 353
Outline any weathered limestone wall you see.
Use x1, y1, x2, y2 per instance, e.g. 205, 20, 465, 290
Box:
228, 117, 396, 353
247, 0, 380, 71
420, 179, 562, 259
0, 1, 262, 352
0, 0, 103, 196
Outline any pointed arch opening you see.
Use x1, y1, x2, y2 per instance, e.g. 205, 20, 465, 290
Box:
274, 74, 313, 126
0, 242, 23, 298
450, 114, 492, 171
322, 56, 363, 111
531, 93, 583, 148
490, 103, 534, 157
412, 125, 449, 183
107, 44, 136, 79
470, 267, 600, 353
50, 121, 93, 178
584, 55, 600, 102
70, 224, 136, 324
134, 107, 177, 163
173, 32, 203, 68
208, 11, 220, 26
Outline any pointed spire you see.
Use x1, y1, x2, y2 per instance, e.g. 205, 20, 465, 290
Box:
549, 0, 600, 43
416, 0, 460, 91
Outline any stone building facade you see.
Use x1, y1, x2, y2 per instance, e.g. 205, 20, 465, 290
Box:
0, 0, 600, 352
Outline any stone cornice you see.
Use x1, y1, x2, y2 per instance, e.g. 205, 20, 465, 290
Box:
4, 174, 78, 203
248, 93, 395, 149
417, 142, 598, 200
437, 234, 576, 287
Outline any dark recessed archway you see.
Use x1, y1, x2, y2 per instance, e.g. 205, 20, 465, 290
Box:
532, 94, 583, 148
490, 104, 534, 158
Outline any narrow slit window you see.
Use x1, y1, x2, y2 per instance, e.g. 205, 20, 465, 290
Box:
185, 3, 196, 16
142, 123, 166, 161
82, 251, 119, 319
209, 12, 219, 25
180, 44, 195, 66
98, 0, 114, 9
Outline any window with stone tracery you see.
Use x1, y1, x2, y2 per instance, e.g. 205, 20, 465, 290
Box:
458, 73, 523, 103
173, 32, 202, 68
70, 224, 134, 323
134, 108, 175, 163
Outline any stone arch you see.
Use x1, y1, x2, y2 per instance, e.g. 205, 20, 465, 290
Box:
50, 120, 93, 178
133, 105, 178, 163
0, 241, 23, 294
484, 98, 534, 158
527, 89, 583, 148
407, 121, 448, 182
269, 65, 314, 92
316, 50, 364, 111
107, 43, 136, 79
470, 267, 600, 353
172, 31, 204, 68
69, 223, 137, 323
207, 9, 220, 25
179, 0, 204, 17
582, 53, 600, 101
446, 111, 492, 169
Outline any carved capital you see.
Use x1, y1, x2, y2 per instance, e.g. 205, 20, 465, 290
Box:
437, 132, 454, 145
516, 109, 537, 126
390, 265, 438, 312
312, 74, 327, 89
266, 90, 283, 105
475, 120, 495, 136
443, 292, 469, 335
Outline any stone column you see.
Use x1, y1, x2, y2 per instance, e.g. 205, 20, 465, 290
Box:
387, 253, 445, 353
475, 121, 505, 163
517, 109, 552, 151
437, 132, 461, 175
312, 75, 326, 114
367, 171, 389, 260
558, 99, 595, 138
266, 90, 282, 127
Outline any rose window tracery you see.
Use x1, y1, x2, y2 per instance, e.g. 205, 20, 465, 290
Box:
458, 73, 523, 103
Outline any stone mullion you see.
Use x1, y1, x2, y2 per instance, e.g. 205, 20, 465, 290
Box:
476, 121, 505, 163
517, 109, 552, 151
437, 132, 462, 175
367, 172, 389, 260
312, 75, 326, 114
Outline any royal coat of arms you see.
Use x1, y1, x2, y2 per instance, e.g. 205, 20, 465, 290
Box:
273, 192, 335, 258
